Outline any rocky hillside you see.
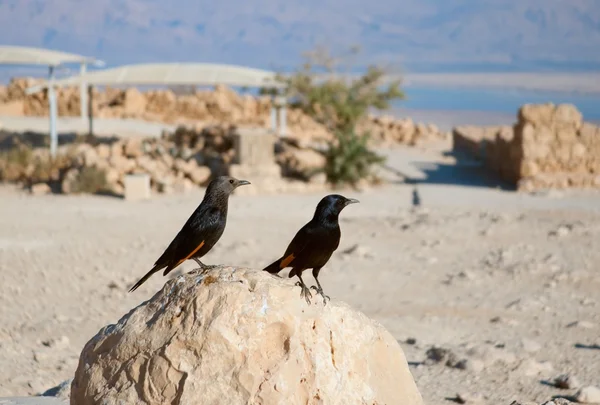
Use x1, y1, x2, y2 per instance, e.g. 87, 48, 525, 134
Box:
1, 0, 599, 71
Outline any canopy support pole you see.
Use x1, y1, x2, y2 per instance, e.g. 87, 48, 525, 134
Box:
80, 62, 88, 121
48, 65, 58, 158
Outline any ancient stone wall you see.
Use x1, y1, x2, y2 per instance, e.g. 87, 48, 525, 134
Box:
453, 104, 600, 191
0, 77, 446, 146
512, 104, 600, 190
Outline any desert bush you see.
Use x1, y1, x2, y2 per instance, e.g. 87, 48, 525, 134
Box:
0, 144, 34, 182
67, 167, 109, 194
271, 45, 404, 186
324, 130, 386, 187
0, 142, 108, 193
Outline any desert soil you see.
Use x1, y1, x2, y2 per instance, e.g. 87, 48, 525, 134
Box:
1, 145, 599, 405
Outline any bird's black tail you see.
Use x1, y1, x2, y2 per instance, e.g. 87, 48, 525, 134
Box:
129, 264, 162, 292
263, 258, 282, 274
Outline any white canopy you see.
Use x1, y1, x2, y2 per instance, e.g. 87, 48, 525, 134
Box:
26, 63, 285, 91
0, 45, 101, 67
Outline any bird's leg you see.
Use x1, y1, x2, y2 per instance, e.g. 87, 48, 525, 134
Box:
295, 274, 312, 305
310, 267, 330, 304
194, 258, 218, 273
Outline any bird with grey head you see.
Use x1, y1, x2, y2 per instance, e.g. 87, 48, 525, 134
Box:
129, 175, 250, 292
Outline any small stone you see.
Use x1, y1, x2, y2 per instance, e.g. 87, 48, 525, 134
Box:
550, 399, 575, 405
110, 141, 123, 157
42, 378, 73, 400
97, 144, 110, 159
42, 335, 70, 349
124, 138, 143, 158
566, 320, 595, 329
455, 392, 484, 404
425, 346, 459, 367
554, 373, 581, 389
519, 359, 553, 377
549, 225, 571, 238
455, 358, 485, 373
157, 178, 175, 194
105, 167, 120, 185
406, 338, 417, 345
580, 298, 596, 307
30, 183, 51, 195
576, 386, 600, 403
458, 271, 475, 280
519, 339, 542, 353
33, 349, 48, 363
341, 244, 374, 259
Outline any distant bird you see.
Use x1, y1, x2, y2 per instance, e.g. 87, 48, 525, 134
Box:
129, 176, 250, 292
263, 194, 359, 304
412, 186, 421, 207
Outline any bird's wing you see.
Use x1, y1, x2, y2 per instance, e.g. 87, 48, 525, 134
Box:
278, 222, 319, 269
154, 205, 223, 270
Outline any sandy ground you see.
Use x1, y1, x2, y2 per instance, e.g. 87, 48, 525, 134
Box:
1, 145, 600, 404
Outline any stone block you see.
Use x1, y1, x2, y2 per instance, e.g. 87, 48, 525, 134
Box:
232, 127, 276, 166
124, 173, 151, 201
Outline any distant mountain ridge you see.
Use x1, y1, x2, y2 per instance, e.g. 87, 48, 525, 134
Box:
0, 0, 599, 72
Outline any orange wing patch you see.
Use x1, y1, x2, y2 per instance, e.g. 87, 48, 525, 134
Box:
175, 240, 205, 267
280, 253, 295, 269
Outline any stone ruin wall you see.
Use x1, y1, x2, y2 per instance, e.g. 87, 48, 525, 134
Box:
0, 77, 448, 146
453, 103, 600, 191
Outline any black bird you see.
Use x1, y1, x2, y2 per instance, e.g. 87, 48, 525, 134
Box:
129, 175, 250, 292
263, 194, 359, 304
412, 186, 421, 207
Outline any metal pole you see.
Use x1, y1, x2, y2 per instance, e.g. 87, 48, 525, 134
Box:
276, 96, 287, 137
48, 66, 58, 158
270, 97, 278, 133
88, 85, 94, 137
280, 105, 287, 136
80, 62, 87, 121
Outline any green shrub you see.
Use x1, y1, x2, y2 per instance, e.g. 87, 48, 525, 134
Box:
68, 167, 109, 194
267, 45, 404, 186
0, 144, 34, 182
324, 130, 385, 187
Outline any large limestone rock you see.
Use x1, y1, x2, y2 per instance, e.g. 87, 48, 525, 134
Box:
71, 266, 423, 405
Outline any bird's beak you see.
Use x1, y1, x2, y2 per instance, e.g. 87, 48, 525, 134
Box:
345, 198, 360, 205
237, 180, 251, 187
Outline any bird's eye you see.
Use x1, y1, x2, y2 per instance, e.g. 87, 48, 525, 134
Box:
229, 179, 234, 184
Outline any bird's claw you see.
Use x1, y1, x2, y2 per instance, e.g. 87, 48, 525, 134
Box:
298, 284, 312, 304
197, 264, 218, 273
310, 286, 330, 305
